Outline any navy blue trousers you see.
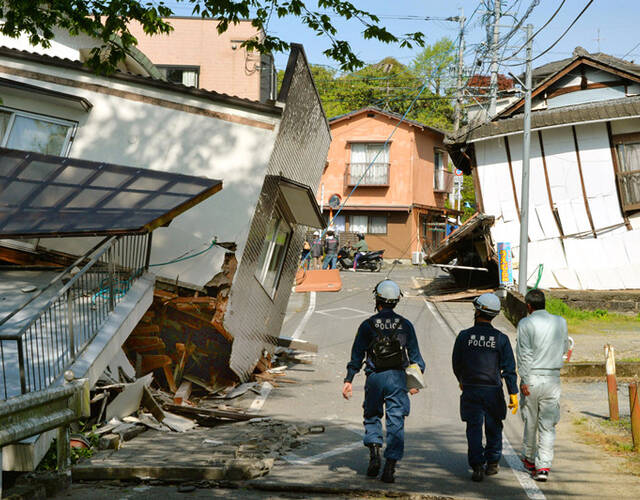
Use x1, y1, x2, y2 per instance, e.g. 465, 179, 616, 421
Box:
460, 386, 507, 467
363, 370, 410, 461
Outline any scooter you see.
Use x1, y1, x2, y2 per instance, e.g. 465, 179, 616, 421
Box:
337, 246, 385, 272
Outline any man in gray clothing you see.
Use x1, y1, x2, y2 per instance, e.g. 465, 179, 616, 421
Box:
516, 289, 568, 482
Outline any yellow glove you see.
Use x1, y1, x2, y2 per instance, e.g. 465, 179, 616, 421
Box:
508, 394, 518, 414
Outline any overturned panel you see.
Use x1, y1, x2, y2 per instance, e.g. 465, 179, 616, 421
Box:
0, 147, 222, 238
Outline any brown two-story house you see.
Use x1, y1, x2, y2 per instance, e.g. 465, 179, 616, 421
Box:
319, 107, 458, 260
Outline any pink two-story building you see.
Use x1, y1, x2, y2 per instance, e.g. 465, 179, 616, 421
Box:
319, 107, 458, 260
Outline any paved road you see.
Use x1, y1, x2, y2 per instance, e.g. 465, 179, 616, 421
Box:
256, 267, 540, 499
57, 266, 640, 499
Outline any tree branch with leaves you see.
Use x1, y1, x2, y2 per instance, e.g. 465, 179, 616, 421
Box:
0, 0, 425, 74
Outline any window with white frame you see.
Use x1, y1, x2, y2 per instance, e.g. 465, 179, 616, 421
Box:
349, 214, 387, 234
157, 65, 200, 87
349, 142, 390, 185
255, 210, 293, 297
0, 108, 75, 156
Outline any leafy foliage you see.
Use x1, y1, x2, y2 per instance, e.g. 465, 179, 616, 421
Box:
411, 37, 456, 95
282, 39, 458, 130
0, 0, 425, 73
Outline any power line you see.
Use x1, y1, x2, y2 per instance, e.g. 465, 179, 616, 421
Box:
503, 0, 595, 67
622, 41, 640, 60
501, 0, 566, 63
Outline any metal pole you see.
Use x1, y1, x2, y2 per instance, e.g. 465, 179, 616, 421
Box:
630, 380, 640, 450
108, 246, 116, 311
453, 9, 465, 131
605, 344, 619, 421
145, 232, 153, 271
67, 289, 76, 361
517, 24, 533, 295
488, 0, 501, 118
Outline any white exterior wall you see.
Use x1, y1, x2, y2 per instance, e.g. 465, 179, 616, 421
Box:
0, 56, 280, 286
474, 118, 640, 290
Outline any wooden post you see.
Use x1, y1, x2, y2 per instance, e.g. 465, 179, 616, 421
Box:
629, 381, 640, 451
57, 425, 69, 470
605, 344, 619, 421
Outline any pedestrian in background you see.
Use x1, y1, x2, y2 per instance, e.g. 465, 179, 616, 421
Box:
322, 226, 339, 269
517, 289, 568, 482
342, 280, 424, 483
300, 239, 311, 270
311, 230, 323, 270
351, 232, 368, 272
452, 293, 518, 482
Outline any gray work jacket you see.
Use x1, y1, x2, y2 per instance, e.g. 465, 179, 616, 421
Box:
516, 310, 569, 385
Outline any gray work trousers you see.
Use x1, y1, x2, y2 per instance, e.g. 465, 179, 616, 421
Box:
521, 374, 561, 470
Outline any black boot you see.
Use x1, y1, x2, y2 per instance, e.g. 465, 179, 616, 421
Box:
366, 444, 381, 477
381, 459, 396, 483
471, 465, 484, 482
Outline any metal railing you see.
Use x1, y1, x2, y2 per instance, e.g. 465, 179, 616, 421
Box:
434, 169, 454, 193
345, 162, 390, 186
0, 233, 151, 399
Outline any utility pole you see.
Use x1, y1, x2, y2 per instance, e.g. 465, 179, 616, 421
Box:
453, 8, 465, 131
488, 0, 501, 118
517, 24, 533, 296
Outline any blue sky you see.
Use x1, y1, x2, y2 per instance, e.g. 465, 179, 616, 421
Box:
161, 1, 639, 75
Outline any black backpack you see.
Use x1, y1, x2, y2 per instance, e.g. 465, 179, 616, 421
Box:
368, 320, 404, 370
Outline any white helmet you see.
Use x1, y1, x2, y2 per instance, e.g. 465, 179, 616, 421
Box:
374, 280, 402, 306
473, 293, 501, 317
327, 225, 335, 235
313, 231, 320, 236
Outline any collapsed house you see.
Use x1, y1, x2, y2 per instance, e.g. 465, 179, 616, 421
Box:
0, 36, 329, 381
0, 148, 222, 468
446, 47, 640, 290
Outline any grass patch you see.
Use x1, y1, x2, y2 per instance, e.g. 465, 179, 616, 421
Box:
546, 297, 640, 333
573, 415, 640, 475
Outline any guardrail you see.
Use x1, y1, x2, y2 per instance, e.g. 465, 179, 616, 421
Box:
0, 376, 90, 493
0, 233, 151, 399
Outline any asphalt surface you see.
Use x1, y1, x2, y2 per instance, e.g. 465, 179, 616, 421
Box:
56, 266, 640, 499
257, 266, 537, 499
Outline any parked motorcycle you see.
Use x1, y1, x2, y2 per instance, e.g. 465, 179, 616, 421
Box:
337, 246, 384, 272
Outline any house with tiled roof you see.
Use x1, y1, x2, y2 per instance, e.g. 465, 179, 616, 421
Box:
447, 47, 640, 290
0, 32, 327, 431
319, 107, 460, 261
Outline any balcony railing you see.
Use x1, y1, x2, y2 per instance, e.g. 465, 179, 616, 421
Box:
345, 162, 390, 186
434, 170, 454, 193
0, 234, 151, 399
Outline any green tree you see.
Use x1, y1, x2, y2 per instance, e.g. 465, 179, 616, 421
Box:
411, 37, 456, 95
0, 0, 425, 74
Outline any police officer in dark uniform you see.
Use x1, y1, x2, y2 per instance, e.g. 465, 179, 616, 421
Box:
452, 293, 519, 482
342, 280, 425, 483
